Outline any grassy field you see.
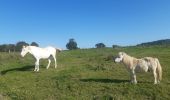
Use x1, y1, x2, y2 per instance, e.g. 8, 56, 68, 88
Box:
0, 47, 170, 100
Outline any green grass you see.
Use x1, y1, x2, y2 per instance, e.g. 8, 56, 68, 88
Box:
0, 47, 170, 100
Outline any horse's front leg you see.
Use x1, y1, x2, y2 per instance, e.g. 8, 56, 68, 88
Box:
133, 73, 137, 84
130, 70, 137, 84
34, 59, 40, 72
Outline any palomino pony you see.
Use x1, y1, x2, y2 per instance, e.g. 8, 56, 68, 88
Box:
114, 52, 162, 84
21, 46, 62, 72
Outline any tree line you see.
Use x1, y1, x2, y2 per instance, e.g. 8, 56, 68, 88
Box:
137, 39, 170, 47
66, 38, 120, 50
1, 38, 169, 52
0, 38, 119, 52
66, 38, 170, 50
0, 41, 39, 52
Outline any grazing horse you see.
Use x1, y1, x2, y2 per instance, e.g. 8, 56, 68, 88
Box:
21, 46, 62, 72
114, 52, 162, 84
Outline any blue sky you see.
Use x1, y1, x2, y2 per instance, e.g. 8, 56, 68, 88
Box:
0, 0, 170, 49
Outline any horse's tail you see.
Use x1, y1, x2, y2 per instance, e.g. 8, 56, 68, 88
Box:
56, 48, 62, 53
155, 58, 162, 81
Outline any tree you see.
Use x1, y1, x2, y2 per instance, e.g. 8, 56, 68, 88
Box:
66, 38, 78, 50
95, 43, 106, 48
15, 41, 29, 51
31, 42, 39, 47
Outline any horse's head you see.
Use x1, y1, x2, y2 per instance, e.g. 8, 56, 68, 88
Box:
114, 52, 126, 63
21, 46, 29, 57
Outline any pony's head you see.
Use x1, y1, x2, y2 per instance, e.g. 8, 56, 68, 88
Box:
21, 46, 30, 57
114, 52, 126, 63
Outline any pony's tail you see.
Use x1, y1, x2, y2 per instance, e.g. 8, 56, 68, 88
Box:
155, 58, 162, 81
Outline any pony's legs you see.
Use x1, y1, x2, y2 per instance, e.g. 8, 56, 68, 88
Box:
153, 70, 158, 84
133, 74, 137, 84
34, 59, 40, 72
46, 59, 51, 69
157, 76, 160, 84
131, 70, 137, 84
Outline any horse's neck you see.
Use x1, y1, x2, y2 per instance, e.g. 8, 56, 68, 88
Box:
28, 46, 39, 55
122, 54, 138, 67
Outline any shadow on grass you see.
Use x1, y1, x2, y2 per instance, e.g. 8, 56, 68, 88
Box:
137, 81, 152, 84
80, 78, 129, 83
1, 65, 34, 75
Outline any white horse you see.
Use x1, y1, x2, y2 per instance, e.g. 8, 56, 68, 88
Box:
21, 46, 62, 72
114, 52, 162, 84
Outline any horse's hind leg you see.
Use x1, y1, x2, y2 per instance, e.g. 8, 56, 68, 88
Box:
34, 63, 37, 71
34, 61, 38, 71
46, 58, 51, 69
52, 54, 57, 68
54, 57, 57, 68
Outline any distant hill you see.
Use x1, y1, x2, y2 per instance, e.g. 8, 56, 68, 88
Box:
137, 39, 170, 47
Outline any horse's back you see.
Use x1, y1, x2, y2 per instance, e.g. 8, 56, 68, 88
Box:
136, 59, 149, 72
31, 46, 56, 54
45, 46, 55, 50
142, 57, 158, 70
45, 46, 56, 54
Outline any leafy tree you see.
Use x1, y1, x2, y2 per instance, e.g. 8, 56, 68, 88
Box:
16, 41, 29, 51
66, 38, 78, 50
31, 42, 39, 47
95, 43, 106, 48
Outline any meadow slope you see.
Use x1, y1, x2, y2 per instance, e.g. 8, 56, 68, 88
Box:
0, 47, 170, 100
